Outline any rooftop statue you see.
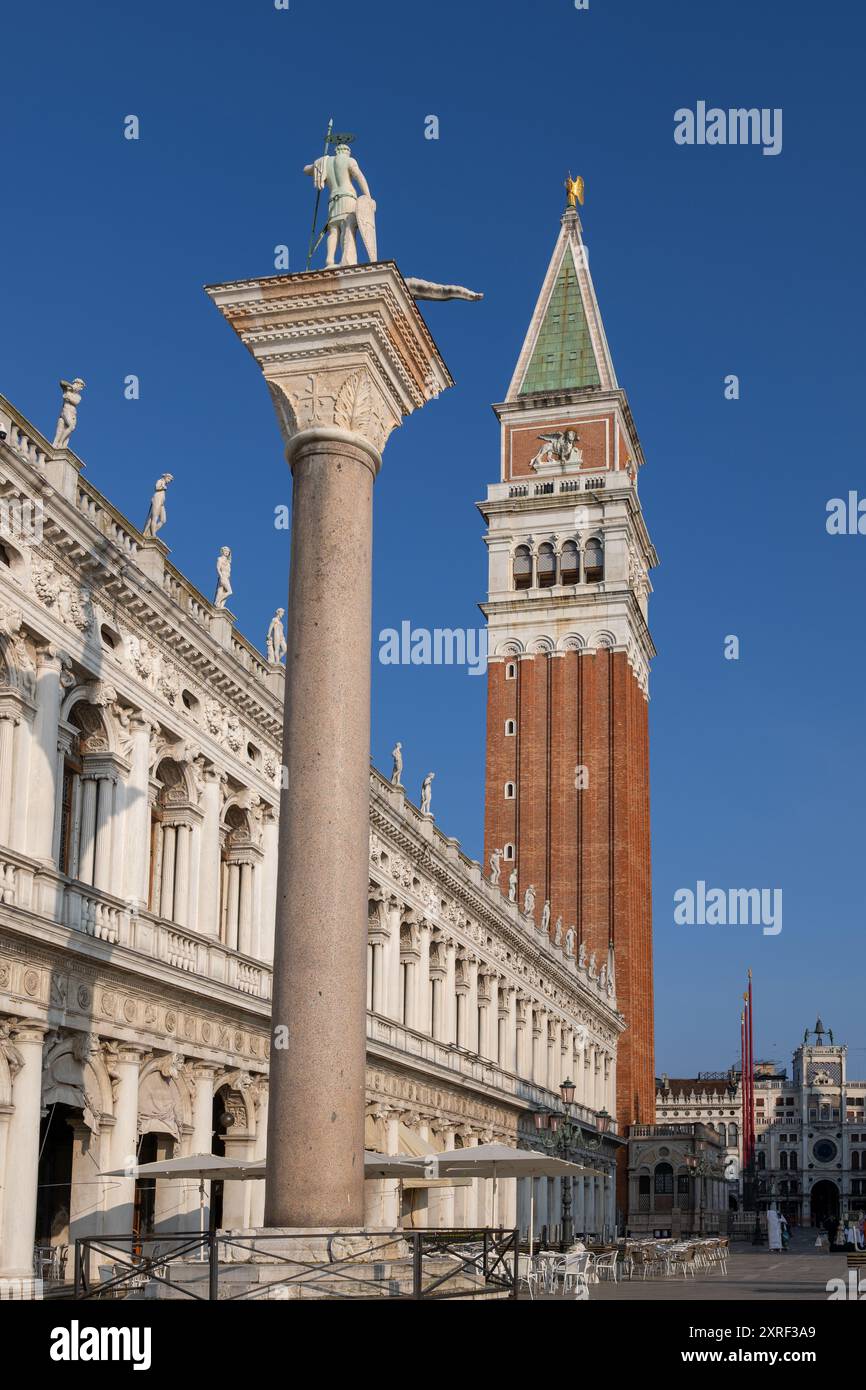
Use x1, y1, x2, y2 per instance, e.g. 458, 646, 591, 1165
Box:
52, 378, 85, 450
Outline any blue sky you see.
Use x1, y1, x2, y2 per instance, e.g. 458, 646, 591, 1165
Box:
3, 0, 864, 1076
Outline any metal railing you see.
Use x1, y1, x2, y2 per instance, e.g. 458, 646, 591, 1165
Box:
73, 1227, 519, 1301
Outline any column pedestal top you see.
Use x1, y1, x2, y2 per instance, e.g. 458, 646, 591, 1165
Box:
205, 261, 453, 464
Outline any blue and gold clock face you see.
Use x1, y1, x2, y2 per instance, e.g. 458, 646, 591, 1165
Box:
812, 1139, 838, 1165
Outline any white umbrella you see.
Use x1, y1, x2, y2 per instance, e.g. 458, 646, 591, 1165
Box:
419, 1144, 596, 1256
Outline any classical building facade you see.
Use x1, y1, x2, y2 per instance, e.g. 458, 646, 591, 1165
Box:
480, 206, 658, 1197
0, 386, 622, 1279
655, 1022, 866, 1225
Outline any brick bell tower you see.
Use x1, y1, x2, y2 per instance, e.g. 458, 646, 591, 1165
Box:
480, 198, 658, 1151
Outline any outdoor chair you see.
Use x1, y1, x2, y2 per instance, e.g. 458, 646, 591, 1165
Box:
592, 1250, 619, 1283
517, 1253, 542, 1299
561, 1251, 591, 1297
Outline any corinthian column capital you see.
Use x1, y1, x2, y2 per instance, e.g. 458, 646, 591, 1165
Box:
205, 262, 452, 472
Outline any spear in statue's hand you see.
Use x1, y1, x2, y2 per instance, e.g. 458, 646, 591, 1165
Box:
305, 118, 333, 270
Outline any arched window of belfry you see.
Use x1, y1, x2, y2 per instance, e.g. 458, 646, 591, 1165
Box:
537, 543, 556, 588
584, 537, 604, 582
560, 540, 580, 584
513, 545, 532, 591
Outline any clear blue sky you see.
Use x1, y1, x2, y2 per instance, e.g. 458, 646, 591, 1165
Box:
3, 0, 864, 1077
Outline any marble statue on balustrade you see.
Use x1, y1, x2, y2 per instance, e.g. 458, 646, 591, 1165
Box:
390, 741, 403, 786
143, 473, 173, 539
214, 547, 233, 609
266, 608, 286, 665
489, 847, 501, 887
420, 771, 435, 815
508, 867, 518, 903
305, 138, 376, 268
523, 884, 536, 917
554, 915, 563, 946
565, 925, 575, 957
52, 378, 85, 450
578, 941, 588, 969
540, 899, 550, 934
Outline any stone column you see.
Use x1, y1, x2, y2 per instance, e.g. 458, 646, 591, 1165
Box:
93, 776, 115, 892
26, 646, 64, 862
106, 1045, 147, 1236
0, 712, 17, 845
159, 825, 176, 921
190, 1065, 218, 1232
0, 1022, 47, 1278
224, 862, 240, 950
238, 860, 253, 955
77, 774, 98, 884
416, 921, 431, 1034
259, 805, 279, 961
575, 1172, 586, 1235
207, 262, 451, 1229
197, 768, 224, 939
124, 718, 155, 907
174, 825, 191, 929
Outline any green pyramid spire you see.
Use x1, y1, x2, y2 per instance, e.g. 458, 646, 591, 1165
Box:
518, 257, 601, 395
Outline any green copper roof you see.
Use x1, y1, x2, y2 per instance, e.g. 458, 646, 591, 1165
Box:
519, 257, 601, 394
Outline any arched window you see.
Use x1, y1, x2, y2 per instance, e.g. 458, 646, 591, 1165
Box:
513, 546, 532, 591
756, 1151, 766, 1170
220, 803, 260, 956
853, 1151, 861, 1172
654, 1162, 673, 1194
504, 719, 515, 736
505, 662, 517, 680
560, 540, 580, 585
789, 1150, 798, 1170
780, 1151, 788, 1170
584, 537, 604, 582
504, 782, 515, 800
503, 843, 514, 860
537, 543, 556, 588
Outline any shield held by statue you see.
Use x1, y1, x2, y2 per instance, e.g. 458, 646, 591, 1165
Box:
355, 194, 377, 261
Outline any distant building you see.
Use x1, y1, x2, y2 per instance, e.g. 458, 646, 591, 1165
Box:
626, 1122, 727, 1237
654, 1020, 866, 1225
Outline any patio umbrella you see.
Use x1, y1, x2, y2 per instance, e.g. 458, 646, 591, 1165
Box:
419, 1144, 598, 1257
99, 1151, 425, 1235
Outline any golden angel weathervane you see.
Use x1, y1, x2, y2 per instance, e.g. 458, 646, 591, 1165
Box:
565, 173, 585, 209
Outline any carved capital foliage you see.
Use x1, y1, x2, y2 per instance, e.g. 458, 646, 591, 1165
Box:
267, 367, 397, 456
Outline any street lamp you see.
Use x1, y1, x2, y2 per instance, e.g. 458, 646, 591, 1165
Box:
533, 1083, 614, 1250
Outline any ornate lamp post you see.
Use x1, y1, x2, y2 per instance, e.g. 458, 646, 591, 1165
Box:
534, 1080, 612, 1251
685, 1147, 724, 1235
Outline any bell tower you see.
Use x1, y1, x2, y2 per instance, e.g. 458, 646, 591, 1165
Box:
479, 198, 658, 1146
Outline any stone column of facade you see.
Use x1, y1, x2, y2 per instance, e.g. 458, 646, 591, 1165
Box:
249, 1081, 269, 1228
193, 767, 222, 937
173, 824, 191, 929
26, 646, 64, 862
0, 709, 18, 845
107, 1045, 147, 1235
92, 776, 115, 892
159, 825, 177, 920
416, 922, 431, 1035
206, 262, 451, 1228
124, 718, 155, 906
575, 1171, 586, 1235
259, 805, 278, 959
77, 774, 99, 884
190, 1064, 219, 1230
0, 1022, 47, 1277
